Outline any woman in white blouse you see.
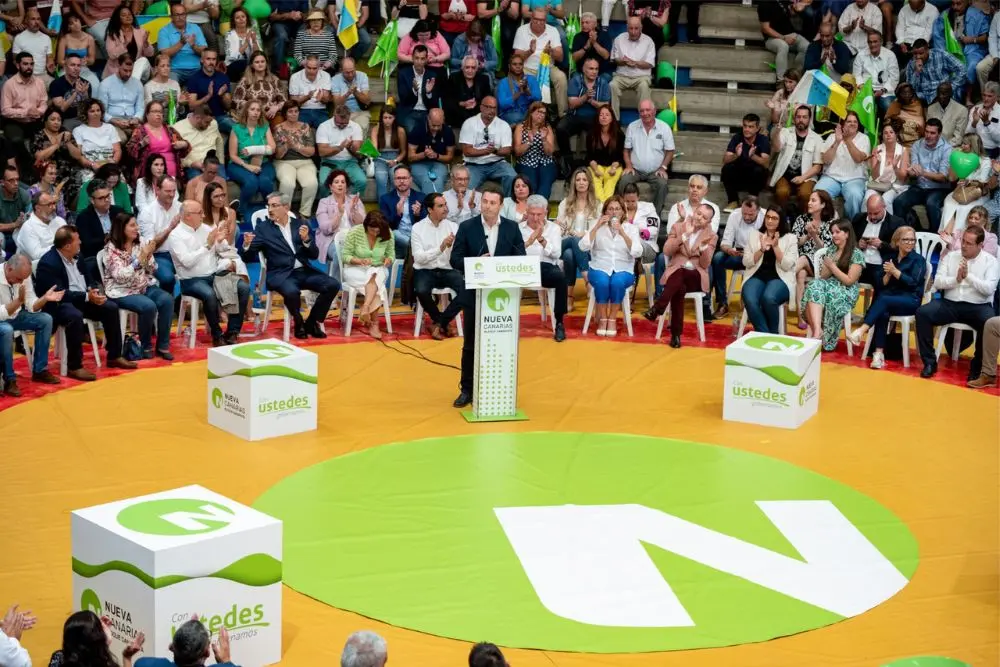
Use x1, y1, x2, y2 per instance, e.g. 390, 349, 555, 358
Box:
223, 8, 260, 82
555, 168, 600, 310
72, 99, 121, 185
500, 175, 532, 223
814, 111, 871, 220
578, 195, 642, 337
939, 135, 991, 239
863, 120, 909, 214
741, 206, 799, 334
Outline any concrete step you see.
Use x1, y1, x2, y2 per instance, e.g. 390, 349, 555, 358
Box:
654, 85, 770, 119
659, 42, 773, 71
689, 67, 776, 86
680, 111, 749, 131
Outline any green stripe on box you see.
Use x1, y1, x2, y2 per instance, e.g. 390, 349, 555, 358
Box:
207, 365, 318, 383
72, 553, 282, 589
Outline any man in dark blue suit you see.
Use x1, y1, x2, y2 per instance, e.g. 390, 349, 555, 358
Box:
396, 45, 442, 135
450, 183, 526, 408
241, 193, 341, 339
34, 225, 136, 381
378, 165, 424, 260
75, 179, 124, 284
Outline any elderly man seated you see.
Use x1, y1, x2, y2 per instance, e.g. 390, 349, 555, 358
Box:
241, 193, 340, 339
18, 191, 66, 263
443, 166, 482, 224
522, 194, 567, 340
410, 193, 464, 340
619, 100, 674, 218
609, 17, 655, 120
513, 9, 568, 116
0, 254, 61, 395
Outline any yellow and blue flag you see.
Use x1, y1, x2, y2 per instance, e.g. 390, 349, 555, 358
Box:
787, 69, 849, 118
338, 0, 359, 50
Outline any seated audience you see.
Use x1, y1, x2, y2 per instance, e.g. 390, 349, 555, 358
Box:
931, 0, 988, 104
274, 102, 319, 220
174, 105, 226, 181
712, 196, 764, 318
579, 195, 641, 337
895, 0, 939, 66
666, 175, 721, 234
792, 189, 836, 326
399, 19, 451, 68
968, 82, 1000, 159
497, 53, 541, 126
57, 13, 99, 90
631, 0, 669, 51
77, 164, 132, 215
410, 193, 464, 339
397, 45, 442, 135
609, 17, 654, 121
815, 111, 871, 220
0, 254, 60, 393
31, 109, 80, 211
228, 100, 277, 219
968, 314, 999, 388
144, 53, 184, 111
557, 57, 610, 177
443, 166, 482, 225
229, 51, 287, 125
408, 109, 455, 195
643, 202, 717, 348
501, 175, 533, 224
570, 13, 613, 80
853, 31, 898, 114
1, 52, 48, 172
460, 97, 517, 195
802, 219, 864, 350
450, 20, 498, 84
0, 166, 30, 253
977, 10, 1000, 93
294, 10, 339, 72
98, 55, 145, 143
804, 22, 854, 80
35, 225, 135, 379
13, 9, 55, 83
848, 225, 927, 368
103, 212, 175, 360
289, 55, 333, 130
759, 0, 809, 81
556, 167, 600, 308
587, 106, 625, 202
203, 182, 237, 236
134, 617, 229, 667
183, 154, 224, 205
370, 105, 408, 201
445, 56, 492, 129
766, 69, 801, 130
941, 205, 997, 257
621, 182, 660, 264
268, 0, 309, 77
340, 631, 388, 667
893, 118, 953, 232
136, 175, 182, 295
885, 83, 925, 146
48, 55, 92, 131
904, 39, 965, 104
242, 193, 340, 339
837, 0, 882, 55
341, 211, 396, 339
75, 179, 123, 283
721, 113, 770, 210
126, 100, 190, 183
852, 193, 904, 292
318, 105, 366, 196
222, 7, 260, 82
317, 169, 367, 275
439, 0, 478, 45
29, 162, 68, 221
513, 102, 558, 199
742, 206, 799, 335
19, 190, 66, 263
770, 104, 823, 215
170, 200, 250, 346
331, 57, 372, 134
379, 165, 424, 259
916, 225, 999, 378
513, 9, 567, 116
102, 5, 153, 81
620, 100, 673, 218
864, 121, 911, 212
184, 49, 232, 133
51, 611, 144, 667
522, 194, 568, 339
158, 3, 207, 85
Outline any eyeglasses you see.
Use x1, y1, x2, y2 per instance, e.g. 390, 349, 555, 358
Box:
900, 238, 917, 243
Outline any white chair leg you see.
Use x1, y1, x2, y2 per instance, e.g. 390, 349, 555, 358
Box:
862, 328, 874, 360
189, 301, 198, 348
58, 328, 67, 376
19, 332, 33, 371
582, 287, 596, 333
934, 326, 946, 360
176, 299, 187, 336
951, 328, 961, 361
843, 313, 854, 356
414, 302, 425, 337
538, 290, 547, 324
644, 269, 654, 308
655, 310, 666, 339
455, 311, 464, 337
87, 321, 101, 367
778, 306, 786, 335
901, 320, 911, 368
282, 306, 291, 342
693, 294, 705, 341
547, 288, 556, 331
737, 308, 749, 338
344, 291, 357, 337
119, 310, 128, 340
622, 291, 634, 337
383, 297, 393, 334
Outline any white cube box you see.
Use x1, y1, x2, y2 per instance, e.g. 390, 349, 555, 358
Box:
208, 339, 318, 441
71, 486, 282, 667
723, 332, 821, 429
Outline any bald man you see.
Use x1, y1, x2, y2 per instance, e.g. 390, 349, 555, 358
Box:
619, 99, 674, 216
0, 253, 61, 393
407, 109, 456, 194
609, 16, 655, 119
459, 97, 517, 195
850, 193, 904, 294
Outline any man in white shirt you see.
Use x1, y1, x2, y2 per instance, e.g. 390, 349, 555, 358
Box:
288, 55, 332, 129
894, 0, 939, 66
838, 0, 883, 55
512, 9, 568, 116
459, 97, 517, 195
137, 176, 183, 295
853, 30, 899, 113
967, 81, 1000, 159
0, 254, 61, 393
710, 196, 765, 318
620, 99, 674, 217
522, 194, 567, 341
0, 602, 38, 667
609, 17, 655, 120
317, 105, 366, 196
916, 225, 1000, 379
18, 191, 66, 262
410, 193, 464, 340
11, 9, 54, 81
976, 11, 1000, 94
665, 175, 721, 234
169, 200, 250, 346
443, 166, 482, 225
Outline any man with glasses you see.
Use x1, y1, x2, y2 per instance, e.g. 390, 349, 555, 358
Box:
18, 192, 66, 263
137, 176, 183, 295
76, 179, 125, 284
157, 4, 208, 84
289, 55, 332, 129
459, 97, 516, 196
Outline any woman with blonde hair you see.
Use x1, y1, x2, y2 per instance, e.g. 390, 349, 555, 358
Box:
941, 205, 999, 257
228, 100, 276, 218
513, 101, 557, 199
586, 105, 624, 202
556, 167, 600, 308
579, 195, 642, 337
341, 211, 396, 339
802, 219, 864, 350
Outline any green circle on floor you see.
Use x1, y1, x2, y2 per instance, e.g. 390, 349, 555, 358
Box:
254, 432, 918, 652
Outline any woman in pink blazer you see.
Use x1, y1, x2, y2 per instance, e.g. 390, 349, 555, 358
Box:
643, 202, 717, 348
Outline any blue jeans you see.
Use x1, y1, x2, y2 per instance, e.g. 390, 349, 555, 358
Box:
411, 160, 448, 194
271, 22, 295, 71
374, 149, 400, 201
326, 242, 341, 282
500, 110, 527, 126
184, 165, 228, 182
229, 162, 276, 220
711, 251, 746, 308
298, 108, 327, 129
815, 176, 866, 219
401, 110, 427, 136
516, 162, 557, 199
864, 294, 920, 349
154, 252, 176, 295
180, 275, 250, 340
466, 160, 517, 197
0, 309, 52, 378
741, 276, 789, 334
561, 236, 589, 284
654, 253, 667, 298
894, 186, 949, 233
169, 68, 199, 85
113, 286, 174, 352
319, 160, 367, 197
589, 269, 634, 304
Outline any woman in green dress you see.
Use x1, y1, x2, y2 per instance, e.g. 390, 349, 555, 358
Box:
341, 211, 396, 339
801, 219, 864, 351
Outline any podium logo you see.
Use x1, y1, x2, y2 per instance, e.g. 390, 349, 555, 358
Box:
745, 335, 805, 352
117, 499, 238, 536
80, 588, 102, 615
486, 289, 510, 313
231, 342, 294, 361
211, 388, 224, 409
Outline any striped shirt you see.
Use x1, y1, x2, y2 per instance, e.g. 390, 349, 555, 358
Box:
294, 26, 339, 67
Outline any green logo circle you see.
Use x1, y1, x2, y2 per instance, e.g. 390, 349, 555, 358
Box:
486, 289, 510, 312
255, 433, 917, 653
116, 499, 237, 536
230, 342, 295, 361
211, 388, 223, 409
80, 588, 101, 615
474, 262, 484, 271
744, 335, 805, 352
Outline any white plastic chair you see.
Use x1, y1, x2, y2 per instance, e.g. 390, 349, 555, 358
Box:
537, 288, 557, 331
96, 248, 139, 339
935, 322, 977, 361
54, 323, 102, 376
582, 284, 634, 337
860, 259, 934, 368
655, 291, 707, 342
915, 231, 945, 265
413, 288, 463, 337
334, 229, 393, 336
388, 258, 405, 306
737, 305, 787, 337
175, 296, 202, 348
641, 262, 655, 308
726, 269, 745, 303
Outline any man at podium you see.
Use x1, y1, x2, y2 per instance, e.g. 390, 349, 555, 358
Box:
450, 183, 526, 408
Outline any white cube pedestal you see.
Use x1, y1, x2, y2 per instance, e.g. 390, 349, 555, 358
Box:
723, 332, 821, 429
71, 486, 282, 667
208, 339, 318, 441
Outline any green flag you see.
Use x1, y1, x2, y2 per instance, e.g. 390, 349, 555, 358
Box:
565, 12, 580, 74
167, 89, 177, 125
358, 138, 381, 159
491, 3, 503, 71
368, 18, 399, 70
942, 11, 966, 63
849, 77, 877, 145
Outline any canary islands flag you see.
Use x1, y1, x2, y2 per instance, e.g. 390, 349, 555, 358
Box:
338, 0, 359, 50
787, 69, 849, 118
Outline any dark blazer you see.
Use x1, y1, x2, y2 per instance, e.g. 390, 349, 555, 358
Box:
451, 215, 526, 271
850, 211, 904, 262
803, 40, 853, 76
379, 189, 425, 231
34, 247, 88, 315
444, 71, 492, 128
76, 205, 124, 261
396, 65, 442, 113
240, 216, 320, 288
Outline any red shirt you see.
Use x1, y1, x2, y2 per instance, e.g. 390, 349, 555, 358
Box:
437, 0, 477, 34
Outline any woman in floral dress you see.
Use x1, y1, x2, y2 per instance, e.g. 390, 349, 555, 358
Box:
801, 219, 864, 351
230, 51, 287, 125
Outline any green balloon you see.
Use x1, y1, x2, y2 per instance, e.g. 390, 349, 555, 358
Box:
145, 0, 169, 14
662, 23, 670, 39
657, 61, 676, 82
243, 0, 271, 19
656, 108, 676, 127
881, 658, 973, 667
950, 150, 981, 179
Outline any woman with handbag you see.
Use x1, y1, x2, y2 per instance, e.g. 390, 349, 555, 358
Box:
863, 120, 909, 214
940, 136, 991, 239
883, 83, 925, 147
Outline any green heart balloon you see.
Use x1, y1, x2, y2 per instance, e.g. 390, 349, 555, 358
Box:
656, 108, 676, 128
881, 657, 973, 667
950, 150, 980, 179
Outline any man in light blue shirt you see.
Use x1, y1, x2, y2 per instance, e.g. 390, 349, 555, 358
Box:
893, 118, 953, 232
330, 58, 371, 132
96, 55, 144, 139
157, 3, 208, 84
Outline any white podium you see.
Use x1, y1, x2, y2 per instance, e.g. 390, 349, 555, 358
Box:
462, 256, 542, 422
723, 332, 821, 429
207, 339, 317, 441
71, 485, 282, 667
